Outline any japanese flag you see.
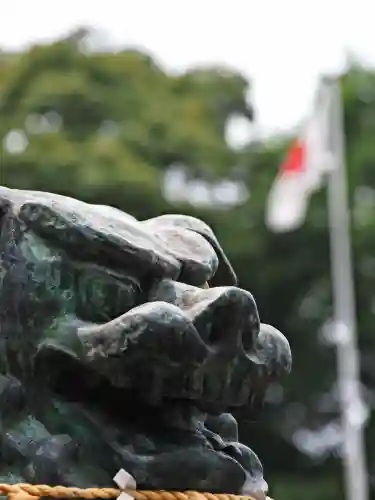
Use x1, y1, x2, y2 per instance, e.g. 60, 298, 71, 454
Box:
266, 82, 336, 233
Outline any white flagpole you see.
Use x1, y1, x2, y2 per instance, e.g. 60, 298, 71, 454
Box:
325, 77, 369, 500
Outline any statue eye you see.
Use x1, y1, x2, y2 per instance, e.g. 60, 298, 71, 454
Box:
76, 272, 110, 322
20, 232, 57, 263
75, 268, 140, 323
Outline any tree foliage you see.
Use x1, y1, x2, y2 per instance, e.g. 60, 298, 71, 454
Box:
1, 31, 375, 500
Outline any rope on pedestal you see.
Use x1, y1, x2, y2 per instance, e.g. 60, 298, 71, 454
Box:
0, 483, 270, 500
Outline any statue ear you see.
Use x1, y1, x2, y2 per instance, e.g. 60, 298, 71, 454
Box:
142, 214, 237, 287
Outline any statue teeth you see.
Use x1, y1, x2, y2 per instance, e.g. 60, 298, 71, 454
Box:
236, 376, 252, 406
220, 370, 232, 402
189, 370, 203, 397
249, 391, 258, 410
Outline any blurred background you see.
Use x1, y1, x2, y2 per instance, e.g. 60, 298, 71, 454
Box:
1, 1, 375, 499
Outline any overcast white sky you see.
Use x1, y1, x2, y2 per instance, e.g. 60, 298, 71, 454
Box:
1, 0, 375, 136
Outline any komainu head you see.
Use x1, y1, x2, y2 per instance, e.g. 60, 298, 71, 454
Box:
0, 187, 291, 500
